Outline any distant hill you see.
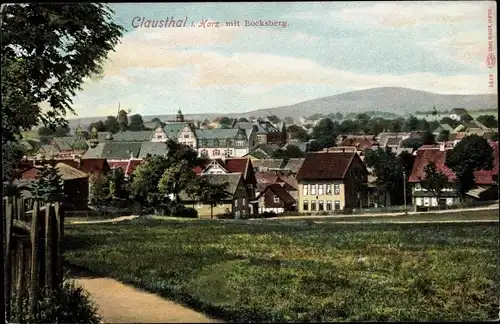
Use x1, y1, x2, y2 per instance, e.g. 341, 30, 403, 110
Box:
243, 87, 498, 119
65, 87, 498, 131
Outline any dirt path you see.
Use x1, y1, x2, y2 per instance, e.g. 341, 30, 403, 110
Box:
68, 215, 140, 224
73, 277, 220, 323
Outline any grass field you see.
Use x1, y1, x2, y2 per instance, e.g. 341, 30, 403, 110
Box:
64, 218, 499, 322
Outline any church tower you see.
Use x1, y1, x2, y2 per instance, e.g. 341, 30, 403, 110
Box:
89, 126, 99, 148
175, 109, 185, 123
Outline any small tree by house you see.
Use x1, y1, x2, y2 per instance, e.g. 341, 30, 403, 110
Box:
445, 134, 494, 201
89, 173, 112, 214
195, 177, 231, 219
420, 161, 449, 206
438, 129, 450, 142
29, 164, 64, 203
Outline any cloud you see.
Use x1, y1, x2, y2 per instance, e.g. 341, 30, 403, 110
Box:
420, 31, 490, 68
290, 2, 490, 28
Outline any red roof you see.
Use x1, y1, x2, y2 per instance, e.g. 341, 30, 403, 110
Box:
409, 141, 498, 185
296, 152, 358, 181
339, 138, 378, 150
108, 159, 143, 176
223, 158, 249, 177
256, 172, 279, 192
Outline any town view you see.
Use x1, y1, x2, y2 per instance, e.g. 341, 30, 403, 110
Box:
2, 2, 499, 323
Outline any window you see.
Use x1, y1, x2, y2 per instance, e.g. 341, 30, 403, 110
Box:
311, 200, 317, 211
200, 149, 208, 156
157, 134, 163, 139
415, 183, 421, 190
334, 200, 341, 210
235, 199, 238, 207
213, 149, 220, 156
273, 195, 280, 203
326, 201, 332, 211
334, 184, 340, 195
318, 185, 324, 195
303, 200, 309, 211
424, 198, 430, 206
184, 134, 189, 138
318, 200, 324, 211
311, 184, 317, 195
242, 198, 246, 205
303, 184, 309, 195
326, 184, 331, 194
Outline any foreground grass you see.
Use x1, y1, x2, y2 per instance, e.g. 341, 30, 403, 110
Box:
281, 208, 499, 223
64, 218, 500, 322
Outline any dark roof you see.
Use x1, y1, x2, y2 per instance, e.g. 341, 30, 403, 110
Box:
138, 142, 169, 158
97, 131, 153, 142
252, 159, 286, 170
83, 142, 142, 159
21, 163, 88, 181
450, 108, 469, 115
258, 183, 295, 204
224, 158, 250, 178
296, 152, 358, 181
385, 137, 402, 147
19, 158, 109, 175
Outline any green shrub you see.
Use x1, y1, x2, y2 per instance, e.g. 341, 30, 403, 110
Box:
178, 207, 198, 218
261, 211, 277, 218
10, 279, 102, 324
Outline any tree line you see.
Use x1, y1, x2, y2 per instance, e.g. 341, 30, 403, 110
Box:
87, 110, 151, 134
90, 139, 231, 218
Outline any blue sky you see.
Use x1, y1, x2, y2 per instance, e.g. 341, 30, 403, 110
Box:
66, 1, 497, 118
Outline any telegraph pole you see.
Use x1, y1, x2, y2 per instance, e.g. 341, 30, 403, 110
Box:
403, 170, 407, 215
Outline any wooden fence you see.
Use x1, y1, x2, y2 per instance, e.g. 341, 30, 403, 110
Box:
3, 197, 64, 322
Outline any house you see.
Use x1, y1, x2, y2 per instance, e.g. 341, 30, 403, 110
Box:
281, 141, 308, 153
180, 173, 249, 219
232, 121, 284, 146
454, 121, 490, 134
83, 142, 143, 160
408, 142, 499, 208
296, 151, 369, 213
97, 131, 153, 143
255, 171, 298, 201
195, 128, 249, 158
449, 108, 470, 121
337, 136, 378, 150
194, 157, 258, 215
19, 162, 90, 210
256, 183, 296, 214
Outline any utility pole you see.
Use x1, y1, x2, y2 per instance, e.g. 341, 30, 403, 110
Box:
403, 170, 407, 215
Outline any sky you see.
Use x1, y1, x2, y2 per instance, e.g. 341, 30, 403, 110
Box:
66, 1, 497, 118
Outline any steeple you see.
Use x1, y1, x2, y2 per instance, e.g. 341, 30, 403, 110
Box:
76, 123, 84, 140
175, 109, 184, 122
89, 126, 99, 148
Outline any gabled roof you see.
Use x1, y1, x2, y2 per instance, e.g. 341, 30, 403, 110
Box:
296, 152, 362, 181
108, 159, 143, 176
21, 163, 88, 181
408, 142, 498, 185
450, 108, 469, 115
224, 158, 250, 178
385, 136, 403, 147
83, 142, 142, 160
138, 142, 169, 158
163, 123, 186, 139
283, 158, 305, 174
435, 124, 454, 132
257, 183, 295, 204
255, 172, 279, 192
194, 128, 240, 139
98, 131, 153, 142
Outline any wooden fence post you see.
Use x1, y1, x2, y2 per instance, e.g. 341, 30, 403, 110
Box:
54, 201, 62, 287
45, 203, 54, 292
15, 197, 26, 322
4, 197, 14, 322
29, 200, 40, 317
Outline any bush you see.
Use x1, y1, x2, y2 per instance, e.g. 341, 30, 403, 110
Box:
178, 207, 198, 218
10, 279, 102, 324
261, 211, 277, 218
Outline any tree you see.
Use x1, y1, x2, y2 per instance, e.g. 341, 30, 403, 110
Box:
89, 173, 112, 214
108, 167, 128, 206
492, 132, 499, 141
117, 109, 129, 131
271, 144, 305, 159
438, 129, 450, 142
420, 161, 449, 204
284, 116, 294, 124
403, 115, 420, 132
128, 114, 146, 131
476, 115, 498, 128
445, 134, 494, 199
389, 118, 404, 132
196, 176, 230, 219
238, 117, 249, 122
267, 115, 281, 124
420, 130, 436, 145
130, 155, 169, 211
38, 127, 53, 137
29, 164, 64, 203
88, 120, 107, 133
3, 142, 25, 182
286, 125, 309, 142
1, 4, 123, 144
104, 116, 120, 133
311, 118, 336, 139
219, 117, 233, 128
